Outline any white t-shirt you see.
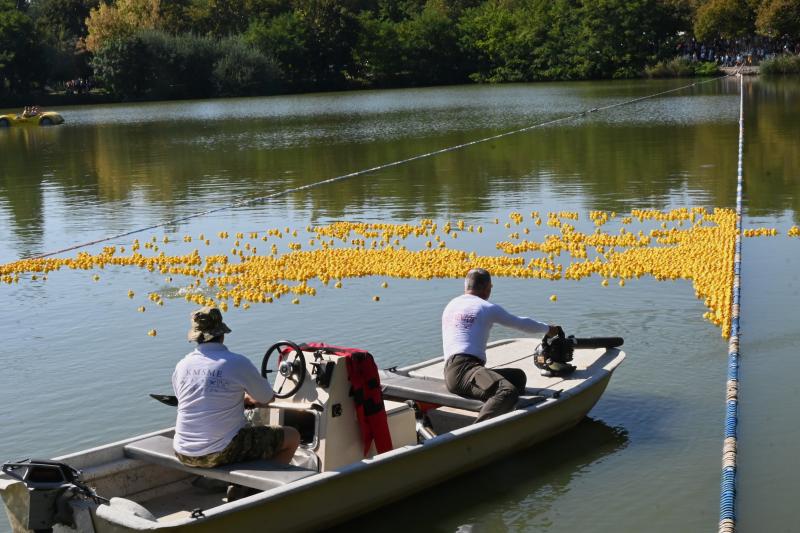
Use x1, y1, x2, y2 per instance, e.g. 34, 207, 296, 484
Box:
442, 294, 549, 363
172, 342, 274, 456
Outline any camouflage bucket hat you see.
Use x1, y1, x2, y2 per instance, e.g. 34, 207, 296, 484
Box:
188, 306, 231, 342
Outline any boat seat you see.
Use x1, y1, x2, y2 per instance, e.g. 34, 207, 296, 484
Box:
123, 435, 316, 491
379, 370, 545, 412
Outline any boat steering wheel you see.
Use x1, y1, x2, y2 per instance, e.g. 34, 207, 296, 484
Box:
261, 341, 307, 399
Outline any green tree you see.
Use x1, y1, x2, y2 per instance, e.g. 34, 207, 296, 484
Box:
756, 0, 800, 38
576, 0, 685, 79
355, 0, 472, 86
185, 0, 251, 36
396, 3, 470, 84
367, 0, 427, 21
247, 0, 360, 90
246, 11, 309, 87
184, 0, 290, 36
84, 0, 161, 53
90, 34, 152, 98
212, 36, 283, 95
0, 0, 42, 95
529, 0, 583, 80
354, 12, 405, 85
29, 0, 97, 39
459, 0, 532, 83
459, 0, 585, 82
694, 0, 755, 41
28, 0, 99, 81
295, 0, 360, 89
91, 29, 281, 99
159, 0, 193, 33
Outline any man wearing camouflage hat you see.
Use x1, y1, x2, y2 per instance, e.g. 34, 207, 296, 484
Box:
172, 307, 300, 474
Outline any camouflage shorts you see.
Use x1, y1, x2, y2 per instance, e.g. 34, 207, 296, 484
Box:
175, 426, 285, 468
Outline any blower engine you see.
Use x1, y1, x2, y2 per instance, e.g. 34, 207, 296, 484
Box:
2, 459, 106, 531
534, 327, 624, 377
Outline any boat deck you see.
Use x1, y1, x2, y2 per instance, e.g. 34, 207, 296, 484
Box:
403, 338, 622, 396
138, 478, 227, 522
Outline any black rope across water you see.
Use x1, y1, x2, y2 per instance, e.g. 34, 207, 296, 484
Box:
25, 73, 734, 261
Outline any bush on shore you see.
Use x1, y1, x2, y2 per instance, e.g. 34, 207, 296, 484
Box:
213, 38, 283, 97
694, 61, 721, 76
645, 58, 720, 78
761, 54, 800, 75
91, 30, 282, 100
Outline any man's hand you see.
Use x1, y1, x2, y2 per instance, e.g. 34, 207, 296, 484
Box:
244, 392, 272, 408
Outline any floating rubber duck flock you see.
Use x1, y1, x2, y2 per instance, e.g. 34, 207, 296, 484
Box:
2, 208, 798, 340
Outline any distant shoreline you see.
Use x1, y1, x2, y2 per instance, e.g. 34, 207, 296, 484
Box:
0, 91, 116, 110
721, 66, 760, 76
0, 68, 764, 110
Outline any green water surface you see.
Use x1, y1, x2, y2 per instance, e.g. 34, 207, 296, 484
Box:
1, 78, 798, 532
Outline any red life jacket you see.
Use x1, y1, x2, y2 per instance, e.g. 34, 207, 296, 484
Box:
300, 342, 393, 456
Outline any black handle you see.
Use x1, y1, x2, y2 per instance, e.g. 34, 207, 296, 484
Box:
571, 337, 624, 349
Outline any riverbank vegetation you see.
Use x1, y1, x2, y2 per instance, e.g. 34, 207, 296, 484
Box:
761, 53, 800, 74
91, 31, 282, 99
2, 0, 800, 103
645, 58, 721, 78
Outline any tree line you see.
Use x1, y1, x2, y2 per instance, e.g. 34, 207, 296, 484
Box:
2, 0, 799, 102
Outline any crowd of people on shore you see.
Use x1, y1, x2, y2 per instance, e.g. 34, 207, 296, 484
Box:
677, 38, 800, 66
65, 78, 93, 95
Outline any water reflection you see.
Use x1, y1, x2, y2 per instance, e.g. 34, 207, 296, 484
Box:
2, 78, 800, 260
326, 417, 629, 532
1, 78, 798, 533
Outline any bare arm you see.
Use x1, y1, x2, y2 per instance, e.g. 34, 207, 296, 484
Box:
244, 392, 273, 408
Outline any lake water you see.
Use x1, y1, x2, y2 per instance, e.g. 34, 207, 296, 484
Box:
1, 78, 799, 532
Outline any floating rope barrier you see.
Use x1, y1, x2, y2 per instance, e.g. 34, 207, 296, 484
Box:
719, 73, 744, 533
25, 74, 735, 261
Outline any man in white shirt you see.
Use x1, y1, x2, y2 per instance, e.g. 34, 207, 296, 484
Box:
442, 268, 560, 423
172, 307, 300, 469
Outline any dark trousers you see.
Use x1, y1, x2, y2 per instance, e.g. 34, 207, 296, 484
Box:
444, 354, 527, 423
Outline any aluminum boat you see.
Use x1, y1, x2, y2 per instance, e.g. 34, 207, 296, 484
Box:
0, 337, 624, 532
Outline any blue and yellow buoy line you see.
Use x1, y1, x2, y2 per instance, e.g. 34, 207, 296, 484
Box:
719, 73, 744, 533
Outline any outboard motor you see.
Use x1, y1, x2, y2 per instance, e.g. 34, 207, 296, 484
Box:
534, 328, 624, 377
2, 459, 106, 532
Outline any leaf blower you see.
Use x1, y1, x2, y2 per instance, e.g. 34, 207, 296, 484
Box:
533, 327, 624, 377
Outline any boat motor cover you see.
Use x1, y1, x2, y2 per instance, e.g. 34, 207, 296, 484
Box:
300, 343, 393, 456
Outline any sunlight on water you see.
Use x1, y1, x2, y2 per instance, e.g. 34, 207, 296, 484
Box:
1, 78, 799, 532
